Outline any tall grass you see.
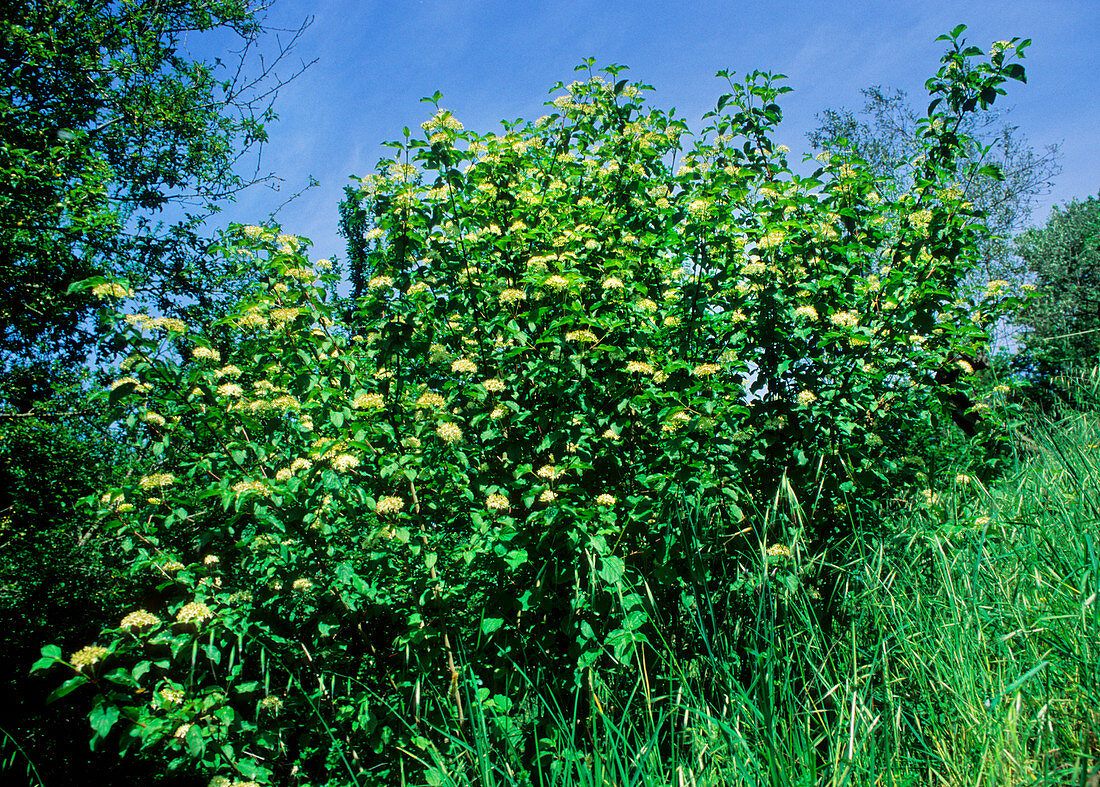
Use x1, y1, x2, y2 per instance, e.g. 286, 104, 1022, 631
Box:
412, 406, 1100, 786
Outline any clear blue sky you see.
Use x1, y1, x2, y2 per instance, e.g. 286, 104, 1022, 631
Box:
192, 0, 1100, 264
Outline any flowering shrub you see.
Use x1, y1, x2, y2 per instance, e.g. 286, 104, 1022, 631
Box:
36, 30, 1028, 784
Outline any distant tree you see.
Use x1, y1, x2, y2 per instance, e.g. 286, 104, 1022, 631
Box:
1013, 193, 1100, 389
0, 0, 311, 365
809, 84, 1060, 287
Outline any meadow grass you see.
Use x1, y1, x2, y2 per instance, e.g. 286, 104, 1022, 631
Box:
410, 404, 1100, 787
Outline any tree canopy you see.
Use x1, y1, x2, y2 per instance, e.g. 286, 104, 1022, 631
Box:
1014, 193, 1100, 387
0, 0, 309, 364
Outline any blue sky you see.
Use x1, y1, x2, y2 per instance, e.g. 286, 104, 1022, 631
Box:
192, 0, 1100, 263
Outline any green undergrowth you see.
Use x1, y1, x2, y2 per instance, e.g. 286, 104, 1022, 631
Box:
410, 408, 1100, 787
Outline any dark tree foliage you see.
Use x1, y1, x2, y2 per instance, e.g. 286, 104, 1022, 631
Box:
0, 365, 162, 785
337, 184, 373, 308
1013, 193, 1100, 395
0, 0, 311, 365
809, 85, 1060, 286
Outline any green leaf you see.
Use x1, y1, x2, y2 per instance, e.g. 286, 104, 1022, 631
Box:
480, 617, 503, 635
598, 555, 625, 585
108, 382, 137, 406
47, 675, 88, 704
89, 702, 120, 739
31, 644, 62, 673
186, 724, 205, 756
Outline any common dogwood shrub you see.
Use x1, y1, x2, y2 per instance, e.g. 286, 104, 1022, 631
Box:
37, 29, 1028, 784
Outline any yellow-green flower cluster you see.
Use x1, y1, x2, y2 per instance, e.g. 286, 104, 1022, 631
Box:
692, 363, 720, 377
377, 496, 405, 515
417, 391, 446, 409
796, 390, 817, 406
499, 288, 526, 305
70, 645, 109, 670
217, 382, 244, 398
332, 454, 361, 473
908, 209, 933, 232
625, 361, 655, 375
451, 358, 477, 374
756, 230, 786, 250
284, 267, 316, 282
235, 310, 268, 330
191, 346, 220, 362
175, 602, 212, 624
215, 365, 242, 379
258, 696, 283, 713
829, 311, 859, 329
566, 329, 597, 342
132, 316, 188, 333
368, 275, 394, 290
92, 282, 132, 299
287, 458, 312, 475
110, 376, 149, 393
595, 493, 616, 507
436, 422, 463, 443
271, 394, 300, 410
421, 109, 463, 132
662, 410, 692, 433
482, 378, 505, 392
794, 305, 819, 321
271, 307, 299, 325
486, 493, 510, 511
232, 480, 270, 497
353, 392, 385, 410
275, 233, 300, 253
139, 473, 176, 490
536, 464, 562, 480
120, 610, 160, 629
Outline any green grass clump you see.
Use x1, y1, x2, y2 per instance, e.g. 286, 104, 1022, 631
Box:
412, 407, 1100, 787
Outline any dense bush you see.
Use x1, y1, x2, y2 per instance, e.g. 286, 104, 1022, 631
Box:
35, 28, 1029, 784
